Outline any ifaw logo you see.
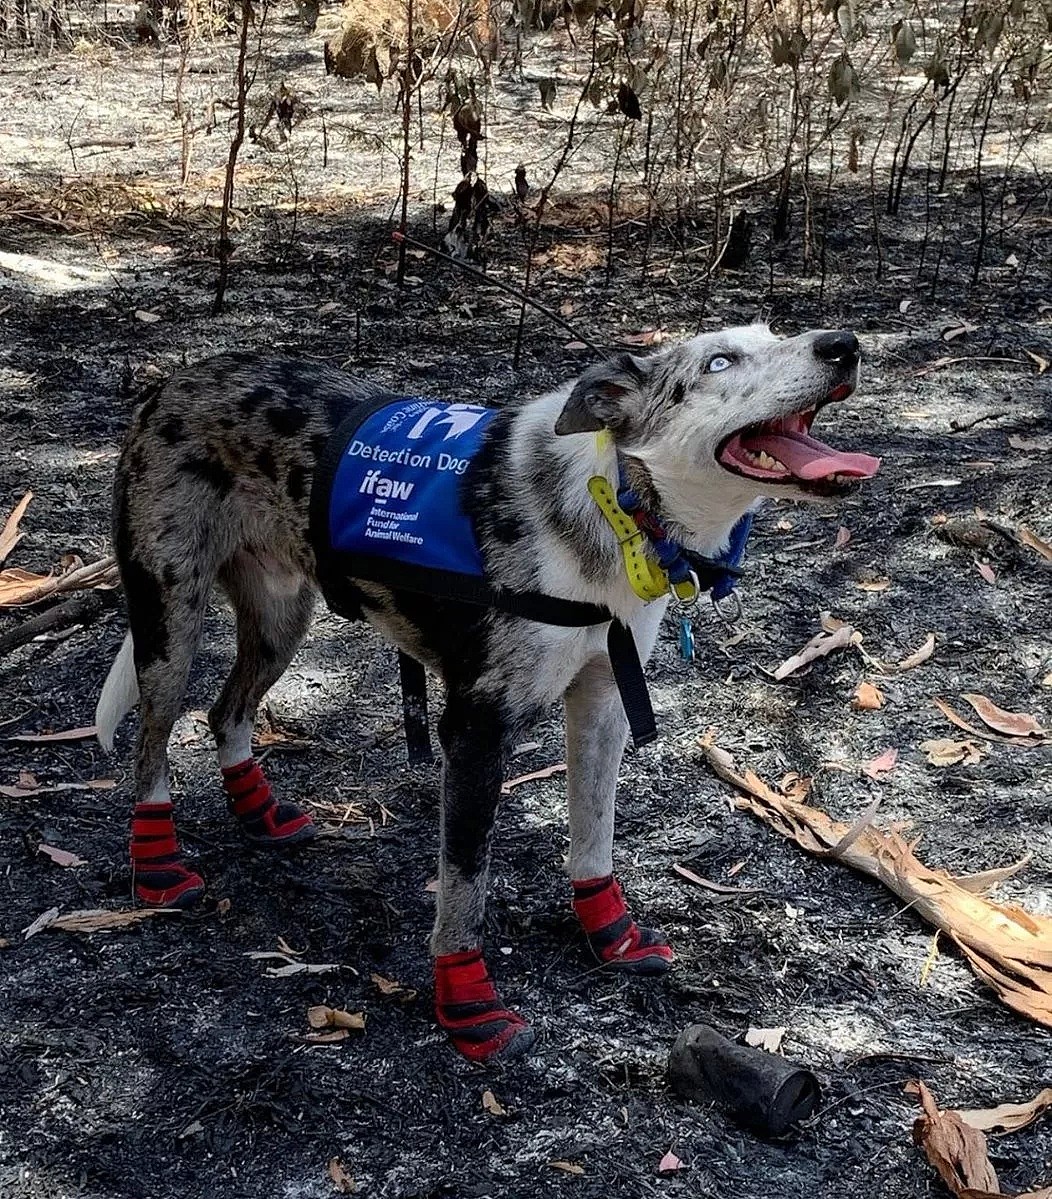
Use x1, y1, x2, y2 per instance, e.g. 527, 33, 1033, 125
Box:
406, 404, 489, 442
359, 470, 414, 500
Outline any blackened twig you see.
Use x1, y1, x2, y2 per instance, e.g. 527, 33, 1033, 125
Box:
391, 231, 602, 354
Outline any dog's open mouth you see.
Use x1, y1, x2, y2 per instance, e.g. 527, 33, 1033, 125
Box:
717, 401, 880, 494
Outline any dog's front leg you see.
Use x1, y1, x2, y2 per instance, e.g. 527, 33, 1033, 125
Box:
431, 694, 536, 1062
564, 609, 673, 975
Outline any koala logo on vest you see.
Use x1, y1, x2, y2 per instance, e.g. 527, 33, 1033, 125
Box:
406, 403, 490, 443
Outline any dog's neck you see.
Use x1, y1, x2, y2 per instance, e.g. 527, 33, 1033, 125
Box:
505, 393, 759, 620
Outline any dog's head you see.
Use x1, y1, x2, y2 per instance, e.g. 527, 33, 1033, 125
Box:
554, 324, 879, 538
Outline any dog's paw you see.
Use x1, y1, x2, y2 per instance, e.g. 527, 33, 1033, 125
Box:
572, 875, 675, 975
434, 949, 536, 1063
599, 927, 674, 976
222, 759, 316, 846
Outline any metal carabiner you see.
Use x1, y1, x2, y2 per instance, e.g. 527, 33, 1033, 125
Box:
711, 590, 743, 626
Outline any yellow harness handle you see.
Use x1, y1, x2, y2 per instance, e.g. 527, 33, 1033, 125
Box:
587, 475, 672, 602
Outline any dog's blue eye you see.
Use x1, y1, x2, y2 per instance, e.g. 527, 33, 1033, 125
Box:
707, 356, 732, 373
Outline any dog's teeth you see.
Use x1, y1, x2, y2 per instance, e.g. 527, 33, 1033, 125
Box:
756, 450, 787, 472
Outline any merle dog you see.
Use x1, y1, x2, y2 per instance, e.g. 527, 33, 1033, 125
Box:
96, 324, 878, 1060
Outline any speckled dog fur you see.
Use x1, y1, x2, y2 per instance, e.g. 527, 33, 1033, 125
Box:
98, 327, 861, 978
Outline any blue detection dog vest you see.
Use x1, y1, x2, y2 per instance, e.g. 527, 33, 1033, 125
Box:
309, 395, 749, 766
324, 397, 499, 588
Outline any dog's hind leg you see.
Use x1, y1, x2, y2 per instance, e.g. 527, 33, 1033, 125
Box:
431, 694, 536, 1062
209, 551, 317, 847
564, 624, 673, 976
122, 548, 216, 909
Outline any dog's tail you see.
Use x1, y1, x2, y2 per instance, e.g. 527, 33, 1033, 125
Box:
95, 633, 139, 752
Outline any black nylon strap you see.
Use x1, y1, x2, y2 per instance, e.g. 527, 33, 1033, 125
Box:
607, 620, 657, 747
398, 651, 434, 765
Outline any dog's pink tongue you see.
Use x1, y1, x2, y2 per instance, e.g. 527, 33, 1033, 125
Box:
743, 430, 881, 480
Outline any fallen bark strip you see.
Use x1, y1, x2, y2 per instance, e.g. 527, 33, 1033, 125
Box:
909, 1080, 1052, 1199
698, 736, 1052, 1029
0, 555, 119, 607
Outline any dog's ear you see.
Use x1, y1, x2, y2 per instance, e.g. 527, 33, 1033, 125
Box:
554, 353, 647, 436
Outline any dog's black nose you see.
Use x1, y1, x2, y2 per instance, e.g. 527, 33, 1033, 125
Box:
813, 330, 860, 365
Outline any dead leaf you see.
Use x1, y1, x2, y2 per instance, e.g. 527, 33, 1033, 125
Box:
7, 725, 98, 743
482, 1089, 507, 1117
772, 625, 858, 680
896, 634, 936, 671
216, 898, 232, 916
297, 1029, 350, 1044
854, 577, 892, 592
835, 526, 852, 548
1024, 349, 1049, 375
0, 491, 32, 564
548, 1161, 585, 1175
909, 1080, 1001, 1196
307, 1005, 366, 1031
744, 1026, 786, 1053
864, 748, 898, 778
1019, 526, 1052, 564
852, 682, 884, 711
958, 1088, 1052, 1135
933, 697, 1045, 748
135, 309, 161, 322
276, 935, 303, 956
976, 562, 997, 585
657, 1150, 684, 1174
961, 694, 1047, 740
328, 1158, 356, 1193
699, 737, 1052, 1030
672, 862, 762, 896
501, 763, 567, 793
563, 340, 588, 351
620, 329, 668, 346
370, 972, 417, 1002
920, 738, 984, 767
942, 320, 978, 342
38, 844, 87, 868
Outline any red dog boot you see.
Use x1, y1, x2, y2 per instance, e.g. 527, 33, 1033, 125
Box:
572, 875, 674, 975
434, 950, 536, 1062
221, 758, 315, 847
130, 802, 205, 908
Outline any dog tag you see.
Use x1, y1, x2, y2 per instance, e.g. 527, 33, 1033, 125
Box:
678, 615, 695, 662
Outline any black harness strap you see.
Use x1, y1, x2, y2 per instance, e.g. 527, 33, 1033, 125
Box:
607, 620, 658, 747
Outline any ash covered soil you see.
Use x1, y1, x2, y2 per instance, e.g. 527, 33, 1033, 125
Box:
1, 17, 1052, 1199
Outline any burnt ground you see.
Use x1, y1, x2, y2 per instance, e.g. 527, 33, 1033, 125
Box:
1, 16, 1052, 1199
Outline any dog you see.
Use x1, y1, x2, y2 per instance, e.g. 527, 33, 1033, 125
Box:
95, 324, 878, 1061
